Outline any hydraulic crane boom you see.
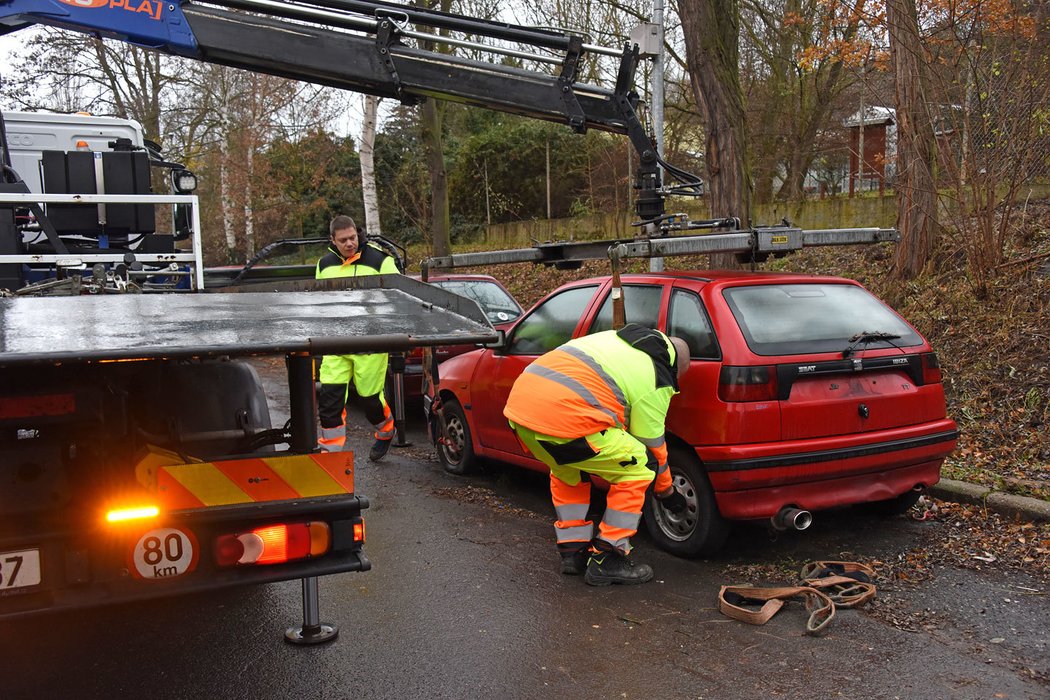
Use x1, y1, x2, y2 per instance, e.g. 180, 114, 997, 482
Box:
0, 0, 696, 223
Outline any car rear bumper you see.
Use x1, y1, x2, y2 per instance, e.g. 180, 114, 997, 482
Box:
712, 459, 944, 520
698, 419, 958, 519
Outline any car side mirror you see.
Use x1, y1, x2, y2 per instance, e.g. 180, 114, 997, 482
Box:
482, 329, 507, 353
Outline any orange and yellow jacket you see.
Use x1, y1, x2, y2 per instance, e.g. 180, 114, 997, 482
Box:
503, 324, 681, 468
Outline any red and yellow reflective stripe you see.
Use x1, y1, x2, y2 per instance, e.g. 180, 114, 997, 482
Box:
156, 452, 355, 510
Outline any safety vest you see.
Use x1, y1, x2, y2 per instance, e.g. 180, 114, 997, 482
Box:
504, 324, 679, 446
315, 242, 399, 279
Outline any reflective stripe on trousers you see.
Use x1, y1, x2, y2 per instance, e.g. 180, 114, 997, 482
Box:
318, 424, 345, 451
551, 477, 593, 545
373, 403, 395, 440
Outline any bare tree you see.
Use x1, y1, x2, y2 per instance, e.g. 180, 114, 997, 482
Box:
924, 0, 1048, 291
741, 0, 876, 202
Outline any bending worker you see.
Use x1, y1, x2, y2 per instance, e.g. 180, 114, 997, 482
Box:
503, 324, 690, 586
315, 214, 401, 461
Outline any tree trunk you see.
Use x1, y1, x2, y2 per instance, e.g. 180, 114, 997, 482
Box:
219, 131, 237, 259
417, 0, 452, 258
244, 139, 255, 260
679, 0, 751, 267
360, 94, 382, 239
421, 97, 450, 258
887, 0, 939, 279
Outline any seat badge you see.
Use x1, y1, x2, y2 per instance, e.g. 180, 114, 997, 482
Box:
852, 358, 863, 371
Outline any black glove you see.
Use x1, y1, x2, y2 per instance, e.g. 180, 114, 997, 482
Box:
657, 488, 687, 514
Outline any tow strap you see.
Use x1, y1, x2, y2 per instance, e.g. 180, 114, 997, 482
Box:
718, 560, 876, 636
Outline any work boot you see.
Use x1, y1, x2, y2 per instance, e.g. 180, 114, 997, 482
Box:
584, 541, 653, 586
369, 436, 392, 462
559, 548, 590, 576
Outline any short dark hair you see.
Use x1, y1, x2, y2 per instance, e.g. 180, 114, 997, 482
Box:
330, 215, 357, 237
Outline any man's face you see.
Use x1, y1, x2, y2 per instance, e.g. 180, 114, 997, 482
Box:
331, 226, 359, 258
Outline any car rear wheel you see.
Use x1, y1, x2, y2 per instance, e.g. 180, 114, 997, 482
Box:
437, 397, 477, 475
642, 445, 730, 557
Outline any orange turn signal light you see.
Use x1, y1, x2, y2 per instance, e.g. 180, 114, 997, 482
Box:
106, 505, 160, 523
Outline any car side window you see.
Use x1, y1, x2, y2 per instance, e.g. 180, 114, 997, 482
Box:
588, 285, 664, 334
506, 285, 598, 355
667, 289, 719, 359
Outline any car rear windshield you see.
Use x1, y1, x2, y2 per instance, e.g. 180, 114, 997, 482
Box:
430, 280, 522, 324
723, 283, 923, 356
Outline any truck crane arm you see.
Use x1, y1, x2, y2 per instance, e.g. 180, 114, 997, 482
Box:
0, 0, 699, 223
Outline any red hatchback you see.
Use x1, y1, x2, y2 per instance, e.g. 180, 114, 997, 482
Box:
433, 271, 958, 556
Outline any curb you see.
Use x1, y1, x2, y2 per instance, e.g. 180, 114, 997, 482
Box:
929, 478, 1050, 522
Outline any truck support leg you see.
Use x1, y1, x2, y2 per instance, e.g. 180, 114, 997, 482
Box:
287, 353, 317, 454
284, 576, 339, 645
284, 354, 339, 644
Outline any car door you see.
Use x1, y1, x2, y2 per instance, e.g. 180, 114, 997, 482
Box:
474, 284, 602, 455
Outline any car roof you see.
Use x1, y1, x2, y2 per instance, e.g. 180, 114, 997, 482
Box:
408, 273, 503, 283
562, 269, 857, 287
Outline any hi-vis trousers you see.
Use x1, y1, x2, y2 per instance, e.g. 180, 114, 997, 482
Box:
510, 423, 654, 553
317, 352, 394, 451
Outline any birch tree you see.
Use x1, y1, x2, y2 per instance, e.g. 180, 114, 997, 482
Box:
360, 95, 383, 238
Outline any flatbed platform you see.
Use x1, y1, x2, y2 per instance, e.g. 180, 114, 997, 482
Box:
0, 275, 497, 367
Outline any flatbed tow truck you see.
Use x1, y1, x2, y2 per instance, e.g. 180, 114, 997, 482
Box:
0, 0, 896, 643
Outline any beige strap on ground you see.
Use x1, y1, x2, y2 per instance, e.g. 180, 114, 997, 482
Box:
799, 560, 875, 580
718, 585, 836, 636
799, 561, 877, 608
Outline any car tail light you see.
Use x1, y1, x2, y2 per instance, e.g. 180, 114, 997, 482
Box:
718, 365, 778, 402
921, 352, 942, 384
215, 521, 330, 566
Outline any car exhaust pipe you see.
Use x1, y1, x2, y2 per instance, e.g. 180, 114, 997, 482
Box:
772, 506, 812, 532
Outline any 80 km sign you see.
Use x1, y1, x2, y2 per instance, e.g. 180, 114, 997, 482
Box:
131, 527, 198, 579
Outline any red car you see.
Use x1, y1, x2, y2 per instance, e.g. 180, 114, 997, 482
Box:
433, 270, 958, 556
389, 274, 522, 398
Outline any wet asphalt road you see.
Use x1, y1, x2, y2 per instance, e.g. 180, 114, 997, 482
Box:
0, 360, 1047, 699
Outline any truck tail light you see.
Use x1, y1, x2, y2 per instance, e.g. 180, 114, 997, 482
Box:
718, 365, 778, 402
353, 519, 366, 544
921, 353, 942, 384
215, 522, 330, 566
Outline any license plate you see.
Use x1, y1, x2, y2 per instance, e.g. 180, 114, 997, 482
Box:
0, 549, 42, 591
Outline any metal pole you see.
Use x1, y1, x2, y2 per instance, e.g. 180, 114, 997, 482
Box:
649, 0, 666, 273
389, 352, 411, 447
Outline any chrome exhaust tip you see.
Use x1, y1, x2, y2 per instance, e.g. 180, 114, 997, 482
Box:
772, 506, 813, 531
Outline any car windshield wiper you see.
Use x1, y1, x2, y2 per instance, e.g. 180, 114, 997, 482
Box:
842, 331, 902, 358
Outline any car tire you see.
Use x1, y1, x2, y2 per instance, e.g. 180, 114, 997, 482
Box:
642, 444, 730, 557
861, 489, 922, 516
437, 397, 477, 475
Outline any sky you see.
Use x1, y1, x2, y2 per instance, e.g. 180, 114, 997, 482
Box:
0, 26, 383, 138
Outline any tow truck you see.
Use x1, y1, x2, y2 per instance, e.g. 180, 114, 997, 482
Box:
0, 0, 685, 641
0, 0, 899, 642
